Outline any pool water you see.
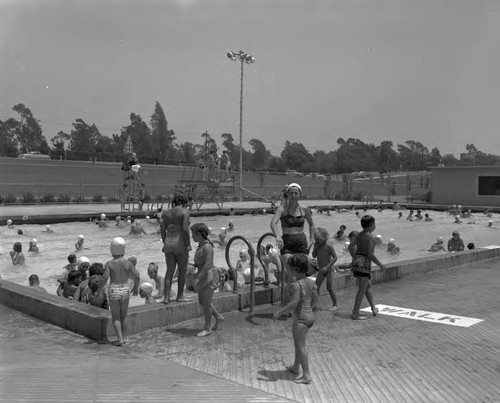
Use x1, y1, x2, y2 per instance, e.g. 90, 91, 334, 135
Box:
1, 209, 499, 306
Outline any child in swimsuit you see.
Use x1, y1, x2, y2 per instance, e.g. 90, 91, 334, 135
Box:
191, 223, 224, 337
273, 254, 318, 384
139, 282, 156, 304
10, 242, 25, 265
348, 215, 386, 320
101, 237, 140, 346
312, 228, 338, 311
147, 262, 164, 299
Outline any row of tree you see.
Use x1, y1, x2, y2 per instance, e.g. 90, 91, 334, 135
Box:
1, 102, 499, 173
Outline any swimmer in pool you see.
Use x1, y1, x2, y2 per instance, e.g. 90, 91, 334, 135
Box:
129, 220, 148, 235
75, 235, 85, 251
447, 231, 465, 252
101, 237, 140, 346
428, 237, 446, 252
28, 238, 39, 253
10, 242, 25, 265
97, 213, 108, 229
43, 225, 54, 233
139, 282, 156, 304
6, 219, 15, 229
386, 239, 400, 254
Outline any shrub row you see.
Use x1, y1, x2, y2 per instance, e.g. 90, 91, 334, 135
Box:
0, 193, 158, 205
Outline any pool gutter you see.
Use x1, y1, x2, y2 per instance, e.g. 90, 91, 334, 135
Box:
1, 246, 500, 342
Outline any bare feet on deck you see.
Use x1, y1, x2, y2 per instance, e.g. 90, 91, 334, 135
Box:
351, 315, 368, 320
372, 307, 379, 316
212, 317, 225, 330
286, 366, 300, 375
294, 377, 312, 384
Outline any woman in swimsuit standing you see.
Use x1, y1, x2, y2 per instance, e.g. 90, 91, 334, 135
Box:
270, 183, 315, 273
160, 191, 191, 303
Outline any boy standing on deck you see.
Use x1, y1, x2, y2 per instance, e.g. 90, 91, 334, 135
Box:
348, 215, 386, 320
101, 237, 140, 346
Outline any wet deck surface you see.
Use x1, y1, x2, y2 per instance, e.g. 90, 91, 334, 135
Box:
1, 257, 499, 402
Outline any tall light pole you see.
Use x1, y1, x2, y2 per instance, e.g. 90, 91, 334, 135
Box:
227, 50, 255, 201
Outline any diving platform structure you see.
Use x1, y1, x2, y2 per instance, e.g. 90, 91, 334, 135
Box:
176, 164, 236, 210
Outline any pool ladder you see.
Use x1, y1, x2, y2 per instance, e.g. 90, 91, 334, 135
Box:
225, 232, 284, 312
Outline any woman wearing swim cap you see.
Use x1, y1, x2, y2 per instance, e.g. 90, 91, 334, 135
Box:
270, 183, 315, 273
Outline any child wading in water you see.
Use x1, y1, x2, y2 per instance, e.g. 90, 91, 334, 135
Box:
101, 237, 140, 346
273, 254, 318, 385
312, 227, 338, 311
348, 215, 386, 320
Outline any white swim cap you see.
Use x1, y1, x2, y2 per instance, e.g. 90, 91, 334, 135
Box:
437, 236, 444, 242
31, 238, 38, 244
78, 235, 84, 240
101, 213, 106, 220
7, 219, 12, 225
46, 225, 51, 230
286, 183, 302, 194
139, 282, 154, 293
388, 238, 395, 245
145, 215, 150, 220
376, 234, 382, 239
110, 237, 126, 256
78, 256, 90, 264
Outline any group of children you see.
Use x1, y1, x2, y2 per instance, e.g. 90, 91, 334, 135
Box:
273, 214, 386, 384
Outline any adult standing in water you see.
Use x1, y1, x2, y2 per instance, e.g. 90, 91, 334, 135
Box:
160, 191, 191, 303
270, 183, 315, 273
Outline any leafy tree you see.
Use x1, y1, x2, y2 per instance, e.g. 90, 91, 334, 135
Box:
0, 118, 19, 157
441, 153, 459, 166
120, 113, 153, 163
397, 140, 428, 170
428, 147, 441, 167
11, 104, 48, 154
377, 140, 399, 172
67, 119, 101, 161
50, 130, 70, 160
249, 138, 270, 170
150, 102, 176, 164
178, 142, 197, 164
281, 141, 314, 172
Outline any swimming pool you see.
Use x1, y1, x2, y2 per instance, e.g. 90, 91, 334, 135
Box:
1, 208, 498, 306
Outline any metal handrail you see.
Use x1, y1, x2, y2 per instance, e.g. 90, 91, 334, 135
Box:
225, 235, 256, 312
256, 232, 285, 303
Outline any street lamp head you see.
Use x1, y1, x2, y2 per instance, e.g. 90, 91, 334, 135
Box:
227, 51, 236, 60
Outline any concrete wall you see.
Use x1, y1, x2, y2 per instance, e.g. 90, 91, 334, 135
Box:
2, 246, 500, 341
431, 166, 500, 207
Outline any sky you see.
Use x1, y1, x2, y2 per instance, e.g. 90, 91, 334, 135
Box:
1, 0, 499, 158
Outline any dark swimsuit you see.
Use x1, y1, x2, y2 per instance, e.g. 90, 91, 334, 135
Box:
352, 233, 372, 279
294, 280, 315, 328
280, 206, 309, 255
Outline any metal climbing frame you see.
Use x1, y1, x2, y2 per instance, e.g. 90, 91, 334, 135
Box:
176, 164, 235, 210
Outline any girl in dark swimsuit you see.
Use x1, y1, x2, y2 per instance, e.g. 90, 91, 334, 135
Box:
273, 254, 318, 384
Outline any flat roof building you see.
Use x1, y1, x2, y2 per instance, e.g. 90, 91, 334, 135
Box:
431, 166, 500, 207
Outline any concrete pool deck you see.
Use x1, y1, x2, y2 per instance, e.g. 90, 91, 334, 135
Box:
1, 201, 499, 402
1, 257, 499, 402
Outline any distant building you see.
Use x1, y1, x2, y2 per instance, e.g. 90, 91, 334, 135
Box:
431, 166, 500, 207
